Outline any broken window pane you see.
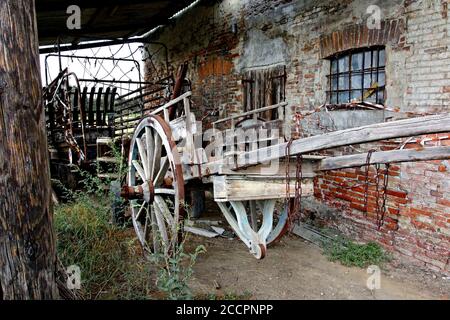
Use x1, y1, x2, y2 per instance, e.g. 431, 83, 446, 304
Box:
366, 92, 376, 103
372, 71, 380, 88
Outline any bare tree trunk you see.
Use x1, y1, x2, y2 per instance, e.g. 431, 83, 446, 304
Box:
0, 0, 59, 299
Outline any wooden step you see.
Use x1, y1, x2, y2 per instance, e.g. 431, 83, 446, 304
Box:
97, 173, 120, 179
97, 157, 119, 163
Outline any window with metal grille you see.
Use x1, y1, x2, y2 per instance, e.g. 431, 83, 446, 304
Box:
327, 47, 386, 105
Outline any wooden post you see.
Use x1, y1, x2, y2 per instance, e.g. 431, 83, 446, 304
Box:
0, 0, 59, 299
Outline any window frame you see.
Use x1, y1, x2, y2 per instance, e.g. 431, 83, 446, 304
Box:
326, 46, 386, 105
242, 65, 286, 116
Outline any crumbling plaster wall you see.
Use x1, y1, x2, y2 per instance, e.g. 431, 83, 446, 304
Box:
146, 0, 411, 114
145, 0, 450, 274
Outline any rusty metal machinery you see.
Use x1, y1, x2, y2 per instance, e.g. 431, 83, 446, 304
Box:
43, 68, 87, 165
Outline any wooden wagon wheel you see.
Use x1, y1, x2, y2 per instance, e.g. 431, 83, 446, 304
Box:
217, 199, 290, 259
126, 115, 185, 256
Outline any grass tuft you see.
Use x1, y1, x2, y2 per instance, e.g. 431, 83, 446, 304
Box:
323, 238, 390, 268
54, 196, 156, 299
54, 148, 205, 299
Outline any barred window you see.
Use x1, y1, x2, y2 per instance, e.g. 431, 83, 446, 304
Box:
327, 47, 386, 105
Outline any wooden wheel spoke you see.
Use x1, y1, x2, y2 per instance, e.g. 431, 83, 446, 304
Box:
132, 160, 146, 181
155, 188, 175, 195
154, 156, 169, 186
154, 195, 174, 225
149, 206, 160, 253
152, 134, 162, 179
143, 208, 150, 243
145, 127, 154, 180
134, 202, 146, 221
136, 137, 149, 179
154, 201, 170, 250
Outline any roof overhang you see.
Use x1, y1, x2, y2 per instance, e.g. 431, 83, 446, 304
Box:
36, 0, 197, 47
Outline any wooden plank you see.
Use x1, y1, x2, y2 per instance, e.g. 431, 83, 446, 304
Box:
88, 86, 95, 126
213, 176, 314, 202
236, 114, 450, 168
218, 159, 316, 177
81, 86, 88, 124
319, 146, 450, 171
188, 154, 325, 182
103, 87, 111, 125
213, 102, 288, 126
72, 88, 79, 128
184, 226, 219, 238
151, 91, 191, 116
95, 87, 103, 126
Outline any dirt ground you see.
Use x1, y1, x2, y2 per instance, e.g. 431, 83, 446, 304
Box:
187, 234, 450, 300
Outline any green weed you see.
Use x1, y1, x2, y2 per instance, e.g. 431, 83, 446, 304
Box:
54, 145, 204, 299
323, 237, 390, 268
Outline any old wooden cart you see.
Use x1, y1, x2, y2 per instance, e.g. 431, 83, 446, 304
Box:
41, 50, 450, 260
120, 90, 450, 259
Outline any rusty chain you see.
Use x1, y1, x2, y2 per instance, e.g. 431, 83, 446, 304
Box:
286, 112, 304, 231
364, 149, 376, 214
375, 163, 390, 230
292, 153, 303, 228
322, 147, 390, 230
285, 138, 293, 221
286, 110, 394, 231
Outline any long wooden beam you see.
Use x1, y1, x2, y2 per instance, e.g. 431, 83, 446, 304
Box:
236, 114, 450, 168
318, 146, 450, 171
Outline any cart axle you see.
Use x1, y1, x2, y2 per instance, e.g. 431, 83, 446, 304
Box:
121, 181, 154, 203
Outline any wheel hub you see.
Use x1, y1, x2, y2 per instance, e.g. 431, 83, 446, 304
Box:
120, 180, 155, 204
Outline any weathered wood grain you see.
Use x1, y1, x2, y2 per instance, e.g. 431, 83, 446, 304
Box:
0, 0, 59, 299
236, 114, 450, 168
213, 176, 314, 202
318, 146, 450, 171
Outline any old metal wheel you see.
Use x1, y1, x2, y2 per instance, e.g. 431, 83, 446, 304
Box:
128, 115, 185, 257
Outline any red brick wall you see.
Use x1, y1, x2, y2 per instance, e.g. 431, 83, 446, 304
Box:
314, 134, 450, 272
145, 0, 450, 273
319, 18, 407, 58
